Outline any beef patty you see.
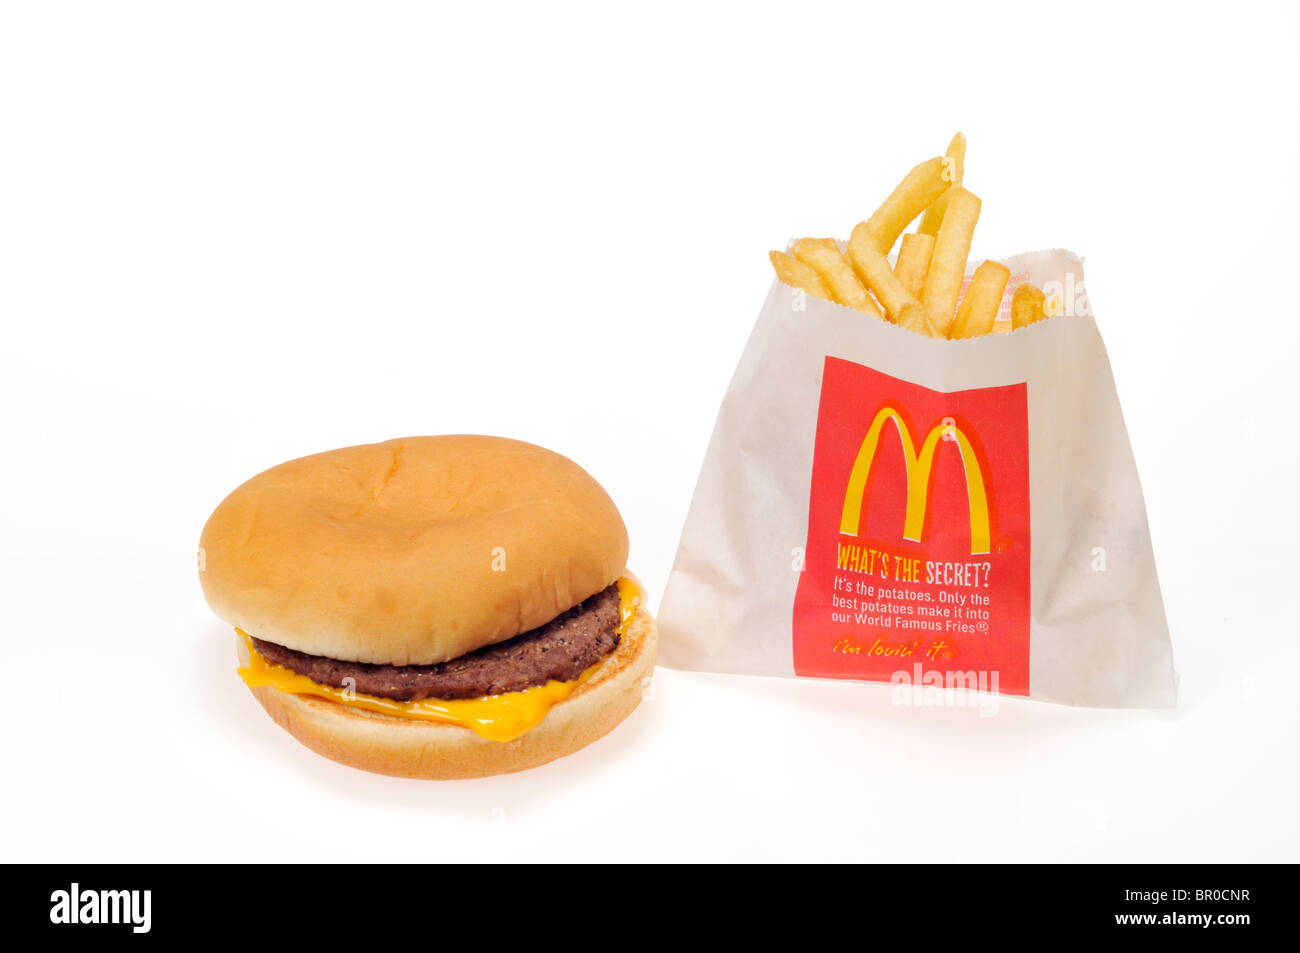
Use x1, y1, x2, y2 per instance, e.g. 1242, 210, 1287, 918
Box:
252, 583, 622, 702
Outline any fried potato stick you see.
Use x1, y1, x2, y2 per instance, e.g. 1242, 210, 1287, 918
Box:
1011, 283, 1047, 329
894, 232, 934, 298
949, 260, 1010, 338
896, 301, 943, 338
791, 238, 882, 317
769, 250, 832, 300
862, 156, 952, 254
921, 187, 981, 336
918, 132, 967, 237
847, 223, 919, 321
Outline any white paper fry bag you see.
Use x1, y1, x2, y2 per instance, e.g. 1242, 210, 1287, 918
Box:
659, 249, 1176, 708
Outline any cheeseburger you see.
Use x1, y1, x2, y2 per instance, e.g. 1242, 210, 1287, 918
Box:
199, 435, 656, 779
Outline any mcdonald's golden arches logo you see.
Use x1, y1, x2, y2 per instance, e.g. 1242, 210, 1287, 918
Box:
839, 405, 991, 555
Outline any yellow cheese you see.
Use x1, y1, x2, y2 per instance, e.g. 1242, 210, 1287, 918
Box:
236, 574, 645, 743
615, 572, 645, 634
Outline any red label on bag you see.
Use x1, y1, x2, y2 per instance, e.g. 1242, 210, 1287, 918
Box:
793, 357, 1030, 696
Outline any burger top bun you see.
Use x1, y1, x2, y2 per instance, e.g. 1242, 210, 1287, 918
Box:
199, 435, 629, 666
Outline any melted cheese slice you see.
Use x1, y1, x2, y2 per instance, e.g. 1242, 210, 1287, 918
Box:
236, 575, 644, 743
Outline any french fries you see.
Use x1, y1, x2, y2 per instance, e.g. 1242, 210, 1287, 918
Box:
949, 260, 1010, 339
921, 187, 981, 336
767, 135, 1058, 340
847, 223, 918, 321
897, 301, 940, 337
918, 132, 966, 237
894, 232, 934, 298
862, 156, 952, 254
769, 250, 832, 301
791, 238, 883, 317
1011, 283, 1047, 329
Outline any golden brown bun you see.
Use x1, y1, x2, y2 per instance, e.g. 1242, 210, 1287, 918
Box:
200, 436, 629, 664
241, 605, 656, 779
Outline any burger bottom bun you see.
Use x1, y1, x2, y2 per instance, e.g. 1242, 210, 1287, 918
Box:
241, 606, 657, 779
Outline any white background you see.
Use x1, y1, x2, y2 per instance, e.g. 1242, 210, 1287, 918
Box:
2, 2, 1297, 862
